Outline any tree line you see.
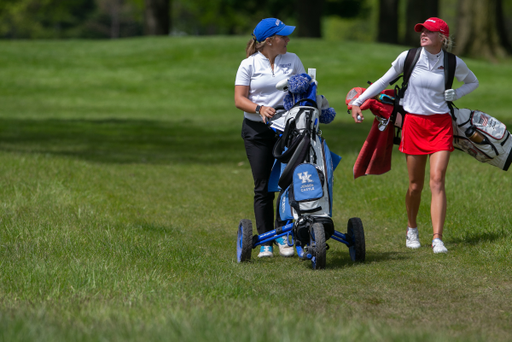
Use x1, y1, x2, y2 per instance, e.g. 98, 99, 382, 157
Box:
1, 0, 511, 59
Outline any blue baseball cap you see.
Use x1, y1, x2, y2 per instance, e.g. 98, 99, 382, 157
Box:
253, 18, 296, 43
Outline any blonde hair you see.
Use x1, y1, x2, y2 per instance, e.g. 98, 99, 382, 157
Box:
245, 38, 269, 58
440, 33, 453, 52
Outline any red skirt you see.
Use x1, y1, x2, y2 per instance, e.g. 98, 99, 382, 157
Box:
399, 113, 454, 155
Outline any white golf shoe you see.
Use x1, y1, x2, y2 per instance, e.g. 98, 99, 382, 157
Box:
406, 228, 421, 249
275, 236, 294, 257
258, 245, 273, 258
432, 239, 448, 253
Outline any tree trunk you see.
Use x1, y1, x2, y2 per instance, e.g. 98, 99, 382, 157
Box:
454, 0, 507, 60
377, 0, 399, 44
144, 0, 170, 35
404, 0, 438, 46
109, 0, 122, 39
495, 0, 512, 54
297, 0, 324, 38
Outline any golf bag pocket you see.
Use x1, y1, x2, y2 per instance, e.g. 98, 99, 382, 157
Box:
277, 188, 294, 221
453, 108, 512, 171
472, 110, 507, 140
292, 163, 324, 202
452, 138, 493, 163
288, 164, 326, 217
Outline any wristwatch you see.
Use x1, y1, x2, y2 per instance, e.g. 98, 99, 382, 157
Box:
255, 105, 262, 114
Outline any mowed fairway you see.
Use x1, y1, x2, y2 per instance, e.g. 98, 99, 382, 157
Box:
0, 36, 511, 341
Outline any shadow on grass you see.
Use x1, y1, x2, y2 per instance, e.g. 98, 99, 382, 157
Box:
0, 118, 244, 165
327, 249, 410, 269
0, 119, 367, 165
450, 229, 510, 245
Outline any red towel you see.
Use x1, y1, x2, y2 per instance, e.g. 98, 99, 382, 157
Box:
353, 92, 395, 179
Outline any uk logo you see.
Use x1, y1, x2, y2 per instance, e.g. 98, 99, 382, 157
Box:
298, 171, 312, 183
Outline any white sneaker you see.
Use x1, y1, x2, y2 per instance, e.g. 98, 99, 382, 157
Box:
275, 236, 294, 257
432, 239, 448, 253
258, 245, 273, 258
406, 228, 421, 249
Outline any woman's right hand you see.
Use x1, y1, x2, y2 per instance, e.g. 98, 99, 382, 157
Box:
259, 105, 276, 123
351, 105, 364, 123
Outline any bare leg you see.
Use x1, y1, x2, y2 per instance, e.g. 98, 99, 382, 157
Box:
428, 151, 451, 239
405, 154, 428, 228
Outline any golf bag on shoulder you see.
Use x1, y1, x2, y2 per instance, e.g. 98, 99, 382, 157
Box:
452, 108, 512, 171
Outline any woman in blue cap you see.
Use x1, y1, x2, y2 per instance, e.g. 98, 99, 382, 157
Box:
235, 18, 306, 258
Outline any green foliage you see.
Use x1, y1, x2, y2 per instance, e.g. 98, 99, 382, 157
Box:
0, 0, 371, 39
0, 37, 511, 341
172, 0, 369, 36
0, 0, 96, 38
0, 0, 144, 39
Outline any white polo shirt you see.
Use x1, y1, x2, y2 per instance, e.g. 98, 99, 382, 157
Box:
235, 51, 305, 122
353, 47, 479, 115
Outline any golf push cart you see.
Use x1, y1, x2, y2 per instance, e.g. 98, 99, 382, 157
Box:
236, 70, 366, 269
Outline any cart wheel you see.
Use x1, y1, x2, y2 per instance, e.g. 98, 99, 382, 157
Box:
310, 222, 326, 270
347, 217, 365, 262
237, 219, 253, 263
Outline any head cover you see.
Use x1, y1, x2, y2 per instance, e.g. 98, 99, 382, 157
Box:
253, 18, 295, 43
414, 17, 449, 36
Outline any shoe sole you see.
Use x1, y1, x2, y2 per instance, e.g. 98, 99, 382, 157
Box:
406, 243, 421, 249
433, 248, 448, 254
279, 249, 294, 257
276, 240, 294, 257
258, 253, 273, 258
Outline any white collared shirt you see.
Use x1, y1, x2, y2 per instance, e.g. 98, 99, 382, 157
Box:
235, 51, 305, 121
352, 47, 479, 115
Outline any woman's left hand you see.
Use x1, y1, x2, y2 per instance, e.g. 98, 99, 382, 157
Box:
444, 89, 456, 101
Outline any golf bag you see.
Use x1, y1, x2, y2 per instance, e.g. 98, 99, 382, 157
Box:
452, 108, 512, 171
272, 97, 336, 243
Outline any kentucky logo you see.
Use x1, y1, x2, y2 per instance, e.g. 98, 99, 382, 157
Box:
298, 171, 312, 183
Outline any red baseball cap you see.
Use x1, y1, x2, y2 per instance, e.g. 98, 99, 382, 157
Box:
414, 17, 449, 36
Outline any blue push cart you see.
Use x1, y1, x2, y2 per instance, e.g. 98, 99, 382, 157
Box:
237, 216, 365, 270
236, 75, 365, 269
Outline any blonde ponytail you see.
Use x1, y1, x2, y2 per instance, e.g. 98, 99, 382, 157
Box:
245, 38, 266, 58
440, 33, 453, 52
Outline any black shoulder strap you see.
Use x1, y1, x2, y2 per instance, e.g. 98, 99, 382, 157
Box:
389, 48, 421, 145
444, 51, 457, 120
390, 48, 421, 120
444, 51, 456, 90
389, 47, 422, 87
403, 47, 422, 85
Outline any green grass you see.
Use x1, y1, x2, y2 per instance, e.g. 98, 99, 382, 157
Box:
0, 36, 511, 341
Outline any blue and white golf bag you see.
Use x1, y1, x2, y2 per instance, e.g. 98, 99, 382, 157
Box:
270, 77, 339, 244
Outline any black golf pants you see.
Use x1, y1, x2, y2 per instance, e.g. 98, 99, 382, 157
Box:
242, 119, 277, 245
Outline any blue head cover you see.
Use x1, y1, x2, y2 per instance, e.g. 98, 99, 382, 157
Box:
253, 18, 295, 42
281, 73, 337, 124
283, 73, 316, 110
288, 73, 312, 94
320, 107, 336, 124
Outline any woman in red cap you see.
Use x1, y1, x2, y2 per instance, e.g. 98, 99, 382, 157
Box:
234, 18, 306, 258
350, 18, 479, 253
